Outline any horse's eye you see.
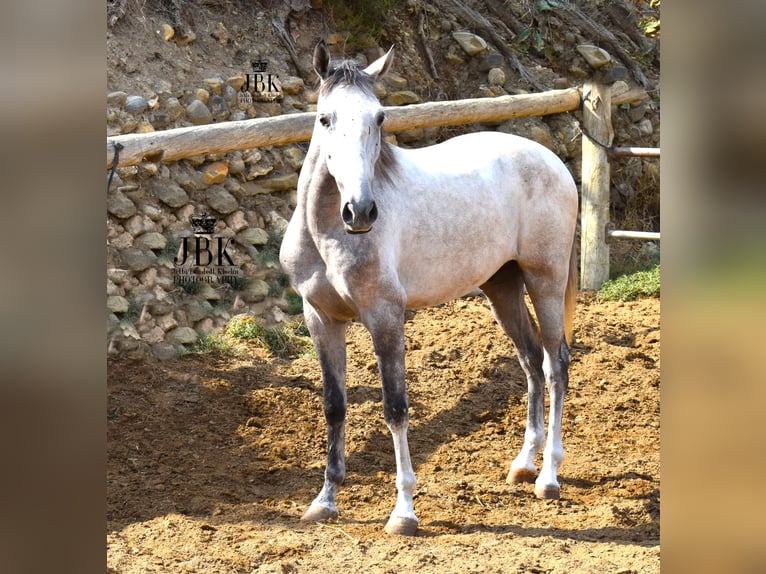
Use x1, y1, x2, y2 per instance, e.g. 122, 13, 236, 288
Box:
376, 111, 385, 127
319, 113, 331, 128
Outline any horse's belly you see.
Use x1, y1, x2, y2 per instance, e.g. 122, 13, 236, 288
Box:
400, 247, 510, 309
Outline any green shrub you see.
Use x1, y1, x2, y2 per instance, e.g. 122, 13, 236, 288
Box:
225, 314, 264, 340
226, 314, 312, 358
184, 332, 236, 356
286, 293, 304, 315
597, 265, 660, 302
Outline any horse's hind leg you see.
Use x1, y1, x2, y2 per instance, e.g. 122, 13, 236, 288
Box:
300, 304, 349, 522
480, 262, 547, 489
523, 269, 571, 499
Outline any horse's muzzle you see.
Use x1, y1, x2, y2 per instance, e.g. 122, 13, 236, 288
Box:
342, 200, 378, 234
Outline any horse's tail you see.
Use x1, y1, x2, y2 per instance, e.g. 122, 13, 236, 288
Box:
564, 235, 578, 346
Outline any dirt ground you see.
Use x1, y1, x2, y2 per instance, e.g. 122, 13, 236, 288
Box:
107, 292, 659, 573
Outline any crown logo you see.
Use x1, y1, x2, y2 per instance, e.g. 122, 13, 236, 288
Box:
251, 60, 268, 72
189, 213, 217, 234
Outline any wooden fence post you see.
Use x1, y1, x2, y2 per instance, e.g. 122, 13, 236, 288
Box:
580, 80, 614, 290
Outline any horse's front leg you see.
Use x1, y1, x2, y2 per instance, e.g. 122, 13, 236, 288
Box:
301, 304, 348, 522
364, 304, 419, 536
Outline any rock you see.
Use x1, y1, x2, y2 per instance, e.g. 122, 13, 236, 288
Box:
194, 88, 210, 104
243, 279, 271, 303
175, 30, 196, 45
141, 326, 166, 344
211, 21, 229, 45
280, 76, 305, 95
384, 91, 420, 106
152, 343, 179, 360
226, 210, 248, 233
478, 53, 503, 72
206, 185, 239, 214
167, 326, 198, 344
186, 99, 213, 125
226, 74, 246, 91
628, 103, 648, 123
202, 161, 229, 184
487, 67, 506, 87
636, 118, 654, 136
134, 231, 167, 251
108, 190, 137, 219
156, 313, 179, 331
125, 95, 148, 114
203, 77, 224, 94
121, 248, 157, 272
208, 95, 228, 121
283, 147, 305, 170
553, 77, 571, 89
110, 231, 133, 250
184, 299, 214, 323
228, 153, 246, 175
165, 97, 185, 121
576, 44, 612, 69
154, 182, 189, 208
150, 111, 171, 129
195, 317, 216, 335
135, 121, 155, 133
239, 227, 270, 246
601, 65, 627, 84
383, 74, 409, 90
259, 173, 299, 193
107, 91, 128, 106
452, 31, 487, 56
198, 283, 221, 301
222, 84, 238, 106
161, 23, 174, 41
612, 80, 630, 98
124, 214, 152, 237
107, 295, 129, 314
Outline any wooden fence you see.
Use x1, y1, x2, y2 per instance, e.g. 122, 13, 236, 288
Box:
107, 83, 652, 290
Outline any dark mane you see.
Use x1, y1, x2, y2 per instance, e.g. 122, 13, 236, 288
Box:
377, 137, 399, 184
318, 59, 376, 98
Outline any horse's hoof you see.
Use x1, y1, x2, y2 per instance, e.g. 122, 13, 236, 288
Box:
534, 484, 560, 499
301, 503, 338, 522
507, 467, 537, 484
384, 516, 419, 536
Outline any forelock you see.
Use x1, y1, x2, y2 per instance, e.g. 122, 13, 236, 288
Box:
318, 60, 376, 98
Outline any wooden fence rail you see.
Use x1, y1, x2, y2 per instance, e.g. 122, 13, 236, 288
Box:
106, 86, 646, 169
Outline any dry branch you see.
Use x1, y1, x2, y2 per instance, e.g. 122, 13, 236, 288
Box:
417, 10, 440, 80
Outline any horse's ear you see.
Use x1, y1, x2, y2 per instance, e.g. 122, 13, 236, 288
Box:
363, 46, 394, 80
313, 40, 331, 80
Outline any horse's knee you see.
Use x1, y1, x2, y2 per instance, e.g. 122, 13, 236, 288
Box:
542, 341, 570, 388
323, 383, 346, 425
383, 393, 409, 427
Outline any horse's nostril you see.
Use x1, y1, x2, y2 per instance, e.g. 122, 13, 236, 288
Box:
369, 201, 378, 222
342, 203, 354, 225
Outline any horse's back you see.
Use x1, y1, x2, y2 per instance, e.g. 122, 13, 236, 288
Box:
390, 131, 577, 308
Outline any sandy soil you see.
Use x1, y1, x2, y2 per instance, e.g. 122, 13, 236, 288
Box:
107, 293, 659, 573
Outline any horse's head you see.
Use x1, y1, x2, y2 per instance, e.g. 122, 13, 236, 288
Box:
312, 40, 395, 234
